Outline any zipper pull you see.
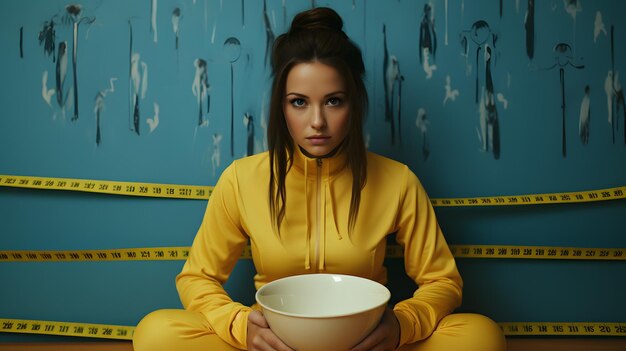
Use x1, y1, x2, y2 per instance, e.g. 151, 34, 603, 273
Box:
316, 158, 322, 167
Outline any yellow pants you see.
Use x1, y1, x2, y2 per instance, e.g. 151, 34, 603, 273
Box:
133, 309, 506, 351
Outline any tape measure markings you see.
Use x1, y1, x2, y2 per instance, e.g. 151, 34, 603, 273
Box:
449, 245, 625, 260
2, 319, 625, 339
0, 318, 133, 340
499, 322, 626, 336
1, 245, 624, 262
0, 247, 191, 262
0, 175, 212, 200
2, 175, 624, 206
430, 186, 626, 206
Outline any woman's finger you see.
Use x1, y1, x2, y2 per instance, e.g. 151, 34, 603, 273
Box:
248, 310, 270, 328
350, 307, 400, 351
247, 310, 294, 351
263, 330, 295, 351
350, 329, 386, 351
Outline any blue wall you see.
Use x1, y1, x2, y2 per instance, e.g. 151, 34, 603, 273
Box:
1, 0, 625, 342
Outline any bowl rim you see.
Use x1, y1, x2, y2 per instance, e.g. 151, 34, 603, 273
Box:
255, 273, 391, 319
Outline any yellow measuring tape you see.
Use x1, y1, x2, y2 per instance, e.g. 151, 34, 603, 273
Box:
1, 318, 625, 339
1, 174, 625, 206
1, 245, 624, 261
499, 322, 626, 336
0, 175, 212, 200
0, 318, 134, 340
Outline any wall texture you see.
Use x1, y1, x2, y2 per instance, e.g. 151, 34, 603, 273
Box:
1, 0, 625, 342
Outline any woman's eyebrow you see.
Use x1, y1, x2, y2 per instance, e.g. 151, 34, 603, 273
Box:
285, 92, 307, 97
324, 91, 347, 97
285, 90, 347, 97
285, 91, 346, 98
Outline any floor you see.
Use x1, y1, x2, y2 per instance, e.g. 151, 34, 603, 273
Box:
1, 339, 626, 350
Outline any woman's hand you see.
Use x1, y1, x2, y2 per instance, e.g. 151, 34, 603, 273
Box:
246, 310, 295, 351
350, 307, 400, 351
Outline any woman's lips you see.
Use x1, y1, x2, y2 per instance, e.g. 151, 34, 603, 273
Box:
307, 136, 330, 145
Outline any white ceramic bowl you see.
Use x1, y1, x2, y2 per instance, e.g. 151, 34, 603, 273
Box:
255, 274, 390, 351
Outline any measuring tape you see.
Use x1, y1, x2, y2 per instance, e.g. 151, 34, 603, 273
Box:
0, 318, 134, 340
0, 175, 212, 200
0, 247, 192, 262
430, 185, 626, 206
499, 322, 626, 336
1, 174, 625, 206
1, 245, 624, 261
448, 245, 625, 260
1, 318, 625, 339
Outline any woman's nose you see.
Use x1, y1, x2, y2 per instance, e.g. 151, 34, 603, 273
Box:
310, 106, 326, 129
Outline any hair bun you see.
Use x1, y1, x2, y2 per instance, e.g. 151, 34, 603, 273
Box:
289, 7, 344, 35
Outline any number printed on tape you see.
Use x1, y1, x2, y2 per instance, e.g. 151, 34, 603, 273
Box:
0, 248, 191, 262
448, 246, 625, 260
500, 322, 626, 336
1, 319, 134, 340
0, 175, 213, 200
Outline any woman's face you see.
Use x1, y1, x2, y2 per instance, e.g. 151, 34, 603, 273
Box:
283, 61, 350, 158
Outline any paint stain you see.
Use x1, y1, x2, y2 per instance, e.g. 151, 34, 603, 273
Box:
525, 0, 534, 59
383, 25, 405, 145
419, 4, 437, 78
63, 4, 96, 121
444, 0, 449, 46
594, 11, 607, 43
579, 85, 590, 144
497, 93, 509, 110
56, 41, 68, 109
461, 20, 497, 104
461, 20, 501, 159
38, 17, 57, 62
224, 37, 241, 157
443, 75, 459, 105
19, 26, 24, 58
415, 108, 429, 160
547, 42, 584, 157
604, 71, 614, 131
564, 0, 581, 22
605, 25, 626, 145
151, 0, 158, 43
130, 52, 149, 136
263, 0, 275, 68
147, 102, 160, 133
94, 78, 118, 146
41, 71, 56, 107
481, 46, 500, 159
172, 8, 181, 49
193, 58, 210, 127
211, 134, 223, 177
606, 71, 626, 145
243, 112, 254, 156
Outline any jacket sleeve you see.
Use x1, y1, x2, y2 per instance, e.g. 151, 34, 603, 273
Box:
392, 167, 463, 347
176, 163, 252, 350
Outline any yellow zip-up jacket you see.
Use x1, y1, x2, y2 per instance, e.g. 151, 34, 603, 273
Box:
176, 147, 463, 349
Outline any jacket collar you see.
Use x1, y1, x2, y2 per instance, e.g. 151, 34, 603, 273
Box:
291, 145, 348, 179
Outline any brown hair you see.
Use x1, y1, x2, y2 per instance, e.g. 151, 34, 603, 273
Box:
267, 7, 368, 233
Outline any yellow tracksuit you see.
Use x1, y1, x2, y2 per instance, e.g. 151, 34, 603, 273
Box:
133, 147, 506, 351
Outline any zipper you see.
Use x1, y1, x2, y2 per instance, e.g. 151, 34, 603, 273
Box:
314, 158, 322, 272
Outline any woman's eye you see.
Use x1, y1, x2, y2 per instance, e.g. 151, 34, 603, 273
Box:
290, 98, 306, 107
327, 97, 342, 106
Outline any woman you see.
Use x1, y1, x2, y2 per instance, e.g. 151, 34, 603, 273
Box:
133, 7, 506, 351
